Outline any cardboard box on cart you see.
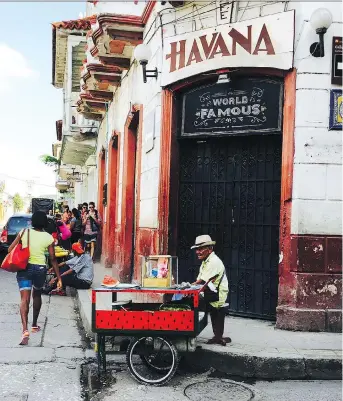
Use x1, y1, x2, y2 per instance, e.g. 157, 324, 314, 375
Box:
141, 255, 179, 288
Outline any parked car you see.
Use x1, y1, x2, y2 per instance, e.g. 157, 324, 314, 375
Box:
0, 213, 58, 256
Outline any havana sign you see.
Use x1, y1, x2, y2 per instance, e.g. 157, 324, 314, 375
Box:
161, 11, 294, 86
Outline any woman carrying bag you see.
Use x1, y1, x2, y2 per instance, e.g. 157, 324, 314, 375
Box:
8, 211, 62, 345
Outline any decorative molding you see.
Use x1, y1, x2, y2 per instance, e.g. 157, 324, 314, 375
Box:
142, 1, 156, 25
158, 89, 174, 254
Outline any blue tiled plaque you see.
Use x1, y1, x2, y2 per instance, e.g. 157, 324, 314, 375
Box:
329, 89, 343, 130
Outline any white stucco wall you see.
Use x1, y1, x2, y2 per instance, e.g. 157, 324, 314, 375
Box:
289, 1, 342, 235
86, 1, 146, 17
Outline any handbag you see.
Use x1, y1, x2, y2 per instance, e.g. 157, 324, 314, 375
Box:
203, 271, 225, 303
1, 229, 30, 273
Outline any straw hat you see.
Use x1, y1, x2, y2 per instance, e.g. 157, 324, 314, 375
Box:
190, 234, 216, 249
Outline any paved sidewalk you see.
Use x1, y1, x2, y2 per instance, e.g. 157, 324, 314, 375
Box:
78, 263, 342, 380
0, 269, 86, 401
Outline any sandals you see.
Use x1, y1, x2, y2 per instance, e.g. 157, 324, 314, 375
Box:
49, 288, 66, 296
31, 326, 41, 333
19, 330, 30, 346
19, 325, 42, 345
206, 337, 229, 346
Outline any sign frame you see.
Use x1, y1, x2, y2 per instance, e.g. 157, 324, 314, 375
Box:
161, 11, 295, 87
180, 77, 284, 138
331, 37, 342, 86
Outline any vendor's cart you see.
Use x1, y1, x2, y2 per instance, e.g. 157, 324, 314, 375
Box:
92, 286, 208, 386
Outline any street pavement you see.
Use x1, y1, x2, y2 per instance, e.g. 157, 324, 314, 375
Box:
84, 360, 342, 401
0, 269, 86, 401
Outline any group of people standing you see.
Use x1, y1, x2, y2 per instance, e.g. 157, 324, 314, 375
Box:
50, 201, 101, 259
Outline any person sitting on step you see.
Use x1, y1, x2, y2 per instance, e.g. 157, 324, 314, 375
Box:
48, 242, 94, 295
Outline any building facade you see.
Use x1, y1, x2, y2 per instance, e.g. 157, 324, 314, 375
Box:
52, 16, 100, 208
52, 1, 342, 332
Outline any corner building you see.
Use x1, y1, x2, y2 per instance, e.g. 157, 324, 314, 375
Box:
70, 1, 342, 332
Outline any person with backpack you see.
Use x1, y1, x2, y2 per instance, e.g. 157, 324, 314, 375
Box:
70, 208, 82, 244
82, 201, 101, 259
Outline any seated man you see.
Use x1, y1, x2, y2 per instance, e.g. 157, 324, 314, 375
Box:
49, 242, 94, 295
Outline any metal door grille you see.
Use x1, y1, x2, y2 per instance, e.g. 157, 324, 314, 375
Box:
177, 135, 282, 319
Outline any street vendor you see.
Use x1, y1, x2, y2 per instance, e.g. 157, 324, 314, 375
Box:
191, 235, 230, 346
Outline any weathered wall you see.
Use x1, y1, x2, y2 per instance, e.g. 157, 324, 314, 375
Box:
275, 1, 342, 332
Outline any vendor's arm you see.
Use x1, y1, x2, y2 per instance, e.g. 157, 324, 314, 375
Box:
60, 268, 74, 277
50, 267, 73, 285
192, 279, 206, 285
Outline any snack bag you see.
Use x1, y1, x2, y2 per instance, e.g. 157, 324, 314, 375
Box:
157, 257, 169, 278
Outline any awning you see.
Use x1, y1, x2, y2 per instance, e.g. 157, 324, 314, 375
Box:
60, 134, 97, 166
55, 179, 69, 192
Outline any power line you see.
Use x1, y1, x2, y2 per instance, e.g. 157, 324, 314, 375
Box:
0, 174, 56, 188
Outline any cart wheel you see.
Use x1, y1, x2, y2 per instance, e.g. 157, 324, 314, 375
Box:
140, 348, 181, 371
126, 337, 179, 386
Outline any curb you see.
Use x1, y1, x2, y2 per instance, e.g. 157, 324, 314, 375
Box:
185, 347, 342, 380
76, 289, 342, 380
76, 289, 95, 340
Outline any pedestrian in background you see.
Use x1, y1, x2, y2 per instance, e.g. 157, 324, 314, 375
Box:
70, 208, 82, 244
8, 211, 62, 345
62, 205, 70, 224
81, 202, 88, 219
82, 201, 101, 259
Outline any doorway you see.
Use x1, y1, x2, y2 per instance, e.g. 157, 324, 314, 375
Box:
177, 127, 282, 319
119, 109, 140, 282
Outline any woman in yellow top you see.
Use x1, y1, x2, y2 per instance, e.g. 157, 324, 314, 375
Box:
8, 211, 62, 345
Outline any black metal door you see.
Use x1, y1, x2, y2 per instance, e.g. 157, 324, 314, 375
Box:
177, 135, 281, 319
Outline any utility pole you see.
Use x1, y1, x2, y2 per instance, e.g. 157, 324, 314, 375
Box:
25, 179, 35, 212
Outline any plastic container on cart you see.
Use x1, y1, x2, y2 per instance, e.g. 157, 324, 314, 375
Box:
140, 255, 179, 288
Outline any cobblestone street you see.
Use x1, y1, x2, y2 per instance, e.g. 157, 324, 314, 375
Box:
0, 269, 86, 401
